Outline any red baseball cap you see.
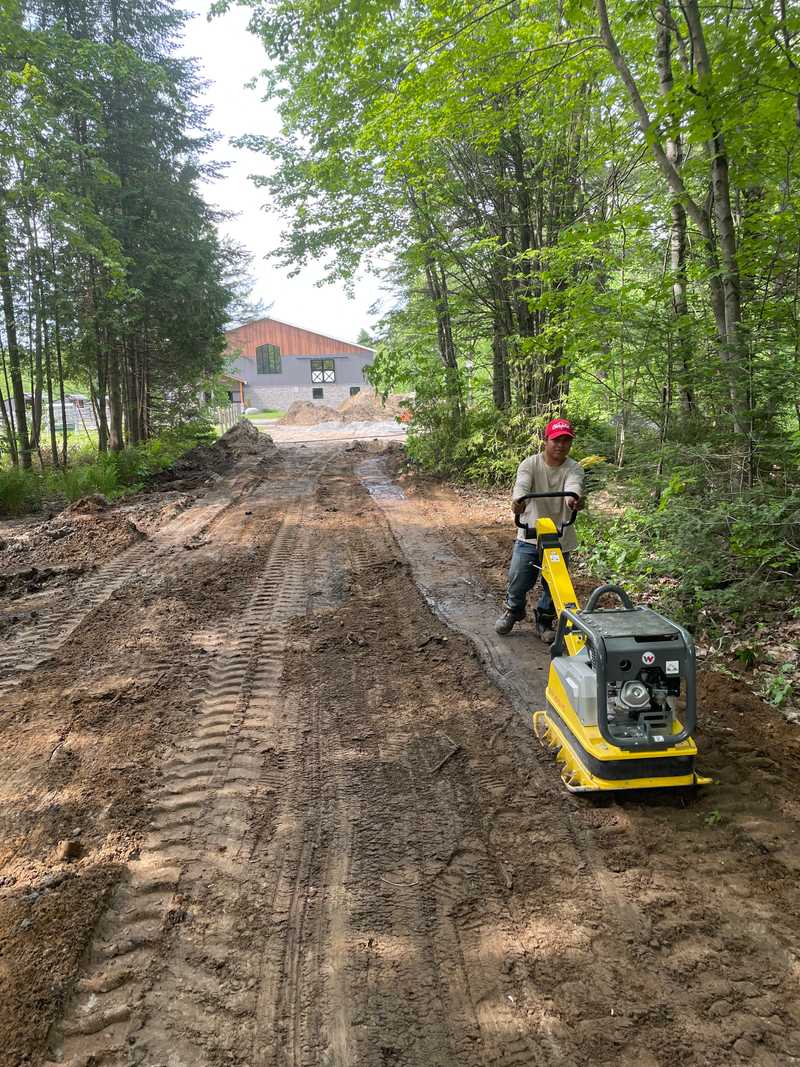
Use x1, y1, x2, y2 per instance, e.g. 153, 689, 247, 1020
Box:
544, 417, 575, 440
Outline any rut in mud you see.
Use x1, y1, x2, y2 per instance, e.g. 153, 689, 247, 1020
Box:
1, 440, 799, 1067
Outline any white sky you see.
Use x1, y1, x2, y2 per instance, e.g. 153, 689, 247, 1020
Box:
177, 1, 384, 341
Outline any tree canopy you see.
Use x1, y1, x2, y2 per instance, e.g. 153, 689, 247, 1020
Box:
221, 0, 800, 484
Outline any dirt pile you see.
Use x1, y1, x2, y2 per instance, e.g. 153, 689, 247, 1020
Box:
63, 493, 110, 515
156, 419, 276, 489
337, 390, 411, 422
0, 421, 277, 605
0, 561, 88, 601
279, 400, 341, 426
216, 418, 276, 457
1, 511, 148, 571
344, 438, 404, 454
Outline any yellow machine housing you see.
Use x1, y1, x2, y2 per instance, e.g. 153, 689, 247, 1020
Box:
530, 514, 710, 793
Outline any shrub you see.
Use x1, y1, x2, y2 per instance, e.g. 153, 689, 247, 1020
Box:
0, 467, 44, 516
580, 481, 800, 634
403, 398, 798, 639
55, 456, 121, 501
1, 420, 214, 514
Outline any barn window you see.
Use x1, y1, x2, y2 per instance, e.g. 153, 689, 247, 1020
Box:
312, 387, 324, 399
349, 386, 360, 397
256, 343, 282, 374
310, 358, 335, 384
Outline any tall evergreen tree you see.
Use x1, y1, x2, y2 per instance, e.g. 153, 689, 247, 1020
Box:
0, 0, 240, 464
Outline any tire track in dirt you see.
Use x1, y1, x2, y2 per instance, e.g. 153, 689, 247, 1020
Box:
47, 455, 330, 1067
0, 468, 265, 693
356, 454, 646, 963
262, 462, 574, 1066
0, 466, 283, 882
247, 464, 361, 1067
355, 456, 694, 974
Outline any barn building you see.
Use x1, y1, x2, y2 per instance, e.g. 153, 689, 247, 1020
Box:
224, 317, 375, 410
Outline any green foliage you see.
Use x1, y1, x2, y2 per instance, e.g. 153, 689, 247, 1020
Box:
228, 0, 800, 490
56, 456, 122, 502
54, 424, 211, 501
0, 0, 245, 466
396, 382, 798, 639
406, 402, 538, 484
763, 664, 797, 709
734, 645, 759, 671
579, 466, 800, 634
0, 467, 44, 516
0, 421, 211, 514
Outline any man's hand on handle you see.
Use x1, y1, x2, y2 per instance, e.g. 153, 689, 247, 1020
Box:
513, 495, 583, 515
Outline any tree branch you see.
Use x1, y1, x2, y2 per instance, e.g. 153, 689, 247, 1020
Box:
594, 0, 708, 236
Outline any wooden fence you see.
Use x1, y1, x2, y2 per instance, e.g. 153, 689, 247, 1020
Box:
217, 402, 244, 433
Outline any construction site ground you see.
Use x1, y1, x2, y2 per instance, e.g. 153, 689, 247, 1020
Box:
264, 419, 407, 447
1, 425, 799, 1067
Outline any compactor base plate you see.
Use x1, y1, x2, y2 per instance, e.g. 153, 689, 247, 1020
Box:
533, 710, 712, 793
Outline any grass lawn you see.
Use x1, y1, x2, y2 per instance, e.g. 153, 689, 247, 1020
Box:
244, 409, 284, 422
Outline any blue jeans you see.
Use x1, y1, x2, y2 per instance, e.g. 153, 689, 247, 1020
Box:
505, 540, 570, 621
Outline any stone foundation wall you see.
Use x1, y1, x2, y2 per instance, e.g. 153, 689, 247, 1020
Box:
247, 384, 359, 411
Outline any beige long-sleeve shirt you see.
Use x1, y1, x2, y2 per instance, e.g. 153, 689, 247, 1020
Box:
512, 453, 585, 552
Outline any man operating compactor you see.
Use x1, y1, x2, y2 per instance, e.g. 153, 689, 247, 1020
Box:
495, 417, 584, 641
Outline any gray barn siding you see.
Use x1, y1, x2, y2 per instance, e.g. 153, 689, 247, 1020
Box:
229, 351, 373, 409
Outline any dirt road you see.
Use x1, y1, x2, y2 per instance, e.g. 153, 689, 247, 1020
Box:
1, 432, 799, 1067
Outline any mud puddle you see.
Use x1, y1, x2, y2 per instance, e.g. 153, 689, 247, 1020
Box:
357, 454, 551, 713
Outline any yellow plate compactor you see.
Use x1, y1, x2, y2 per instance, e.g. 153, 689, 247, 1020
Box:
516, 491, 710, 793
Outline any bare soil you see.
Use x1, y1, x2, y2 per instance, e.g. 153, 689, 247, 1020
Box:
337, 390, 411, 422
0, 438, 799, 1067
278, 400, 342, 426
279, 392, 411, 427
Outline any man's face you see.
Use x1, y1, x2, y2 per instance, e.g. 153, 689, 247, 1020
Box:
544, 434, 573, 464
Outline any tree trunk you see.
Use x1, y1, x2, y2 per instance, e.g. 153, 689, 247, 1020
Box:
681, 0, 746, 442
107, 341, 125, 452
595, 0, 748, 444
491, 316, 510, 410
656, 1, 693, 415
44, 316, 59, 469
52, 296, 69, 467
405, 184, 463, 419
0, 355, 18, 465
0, 202, 31, 468
92, 362, 110, 453
141, 353, 151, 441
125, 336, 141, 445
423, 256, 462, 416
46, 225, 69, 466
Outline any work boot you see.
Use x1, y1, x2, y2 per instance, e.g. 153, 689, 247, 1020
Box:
495, 608, 524, 635
536, 613, 556, 644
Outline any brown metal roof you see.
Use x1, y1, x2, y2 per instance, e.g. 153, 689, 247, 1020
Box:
225, 317, 373, 359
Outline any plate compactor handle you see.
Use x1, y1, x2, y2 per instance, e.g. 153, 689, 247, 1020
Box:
514, 491, 580, 540
584, 583, 635, 612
